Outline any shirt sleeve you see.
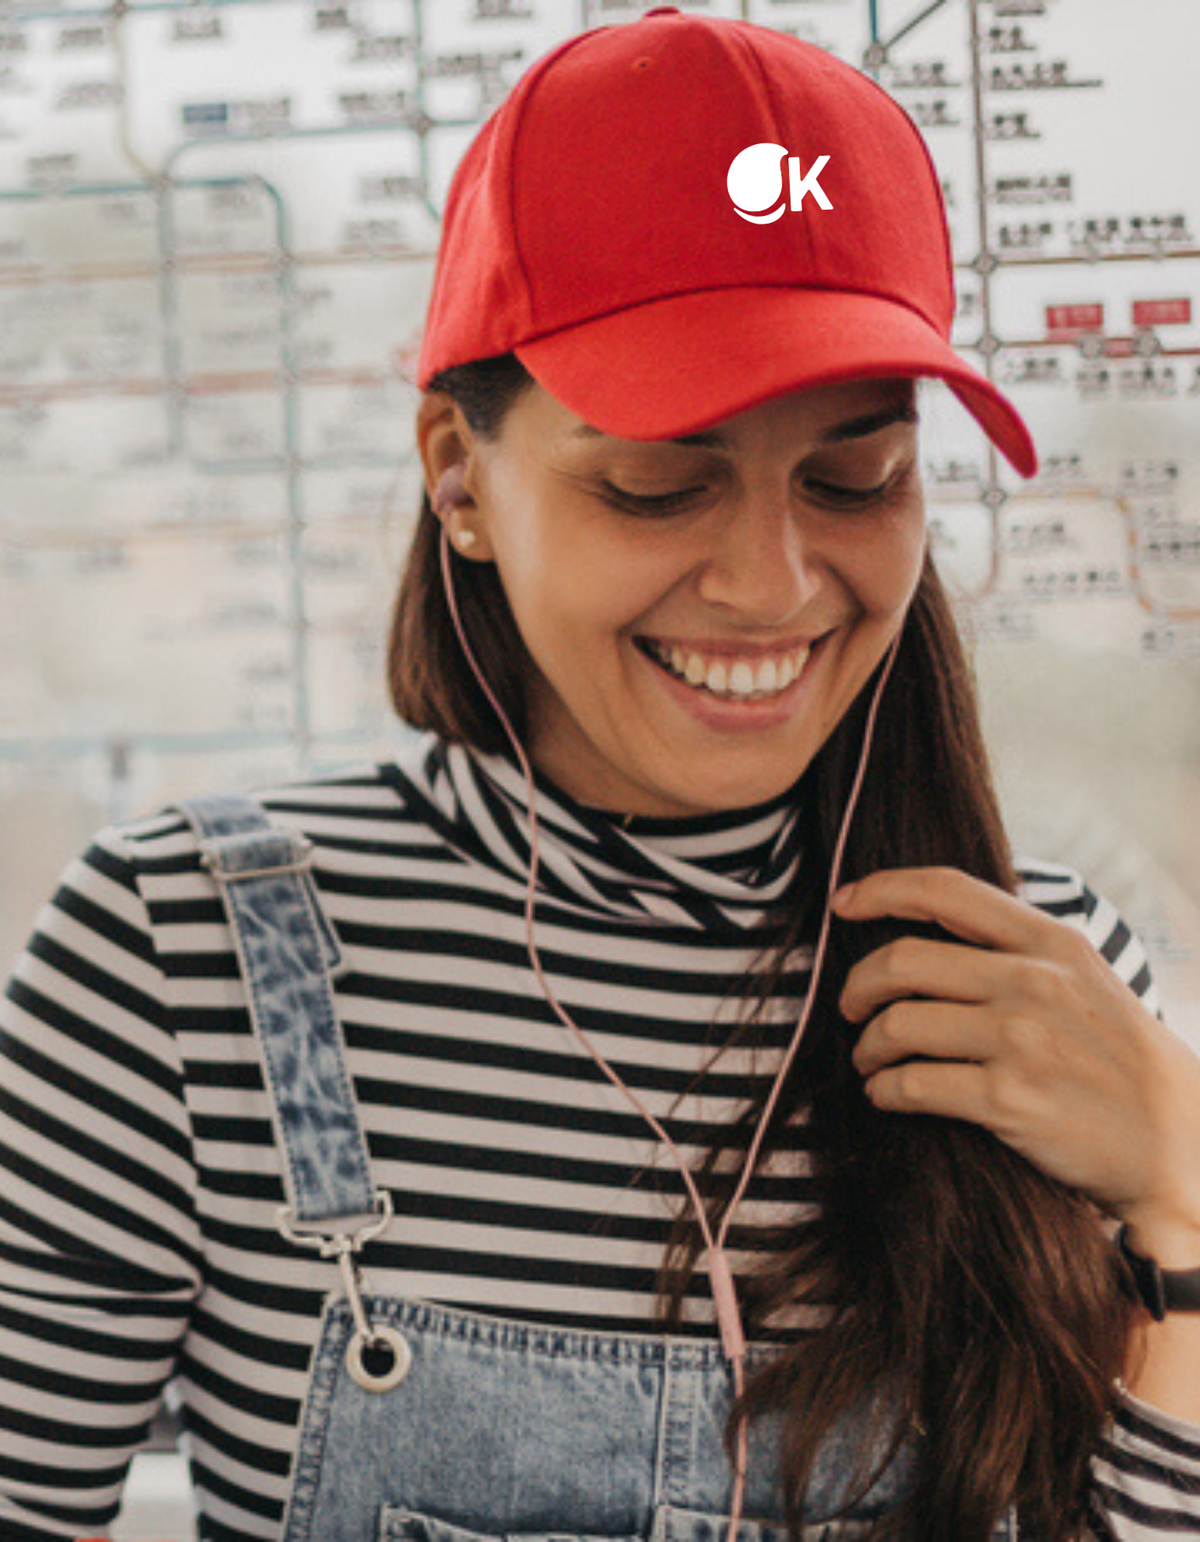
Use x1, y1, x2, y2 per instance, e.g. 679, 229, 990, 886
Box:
1087, 1393, 1200, 1539
1017, 859, 1200, 1538
0, 824, 202, 1539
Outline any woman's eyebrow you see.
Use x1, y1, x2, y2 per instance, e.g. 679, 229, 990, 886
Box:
570, 400, 919, 449
814, 400, 920, 444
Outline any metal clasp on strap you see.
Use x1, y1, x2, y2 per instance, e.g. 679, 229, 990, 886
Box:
278, 1190, 410, 1392
277, 1187, 392, 1257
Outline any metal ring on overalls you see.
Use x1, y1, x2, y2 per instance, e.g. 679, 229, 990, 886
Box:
279, 1190, 412, 1393
345, 1323, 412, 1393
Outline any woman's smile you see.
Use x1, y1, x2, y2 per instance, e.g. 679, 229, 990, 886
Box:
632, 634, 816, 701
630, 630, 830, 734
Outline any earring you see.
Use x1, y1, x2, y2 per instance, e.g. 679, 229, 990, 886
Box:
454, 528, 478, 551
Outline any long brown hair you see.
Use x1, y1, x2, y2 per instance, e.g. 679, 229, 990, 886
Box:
388, 353, 1133, 1541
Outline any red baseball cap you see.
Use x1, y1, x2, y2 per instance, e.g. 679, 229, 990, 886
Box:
417, 7, 1037, 478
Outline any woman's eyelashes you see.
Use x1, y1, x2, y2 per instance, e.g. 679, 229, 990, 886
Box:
598, 466, 908, 516
801, 475, 896, 506
599, 482, 707, 514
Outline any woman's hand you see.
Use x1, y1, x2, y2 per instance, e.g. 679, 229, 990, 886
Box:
834, 866, 1200, 1258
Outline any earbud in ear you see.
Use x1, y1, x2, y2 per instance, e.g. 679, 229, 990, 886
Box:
431, 465, 469, 514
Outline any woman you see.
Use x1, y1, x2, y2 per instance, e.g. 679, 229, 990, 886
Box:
2, 11, 1199, 1541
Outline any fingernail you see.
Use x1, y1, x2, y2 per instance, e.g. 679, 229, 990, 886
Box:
831, 882, 856, 909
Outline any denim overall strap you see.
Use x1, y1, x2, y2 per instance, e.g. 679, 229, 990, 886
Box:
173, 792, 377, 1226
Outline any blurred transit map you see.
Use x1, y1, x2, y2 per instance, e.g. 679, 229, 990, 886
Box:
2, 0, 1199, 1046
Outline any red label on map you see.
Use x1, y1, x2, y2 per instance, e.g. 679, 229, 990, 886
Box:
1046, 303, 1104, 334
1131, 298, 1191, 327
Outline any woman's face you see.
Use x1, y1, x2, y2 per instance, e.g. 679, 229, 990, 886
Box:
423, 375, 927, 819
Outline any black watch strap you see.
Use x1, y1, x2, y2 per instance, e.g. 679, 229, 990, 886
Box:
1116, 1225, 1200, 1321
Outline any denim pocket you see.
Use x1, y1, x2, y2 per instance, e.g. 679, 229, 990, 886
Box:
652, 1502, 1016, 1542
380, 1505, 870, 1542
379, 1509, 640, 1542
651, 1505, 866, 1542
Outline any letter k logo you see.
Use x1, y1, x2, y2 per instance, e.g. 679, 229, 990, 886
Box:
788, 155, 832, 210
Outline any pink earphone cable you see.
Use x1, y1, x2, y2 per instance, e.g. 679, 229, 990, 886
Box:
439, 527, 900, 1542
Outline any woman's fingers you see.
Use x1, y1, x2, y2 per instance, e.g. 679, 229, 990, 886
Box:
839, 935, 1016, 1025
852, 1000, 1063, 1141
859, 1055, 991, 1122
835, 866, 1084, 1034
852, 998, 994, 1077
833, 865, 1055, 954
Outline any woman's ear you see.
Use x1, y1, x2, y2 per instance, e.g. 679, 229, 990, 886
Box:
416, 392, 493, 560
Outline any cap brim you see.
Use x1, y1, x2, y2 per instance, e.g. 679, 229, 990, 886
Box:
516, 287, 1037, 479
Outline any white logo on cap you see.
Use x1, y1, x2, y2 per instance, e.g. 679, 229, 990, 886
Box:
727, 143, 832, 223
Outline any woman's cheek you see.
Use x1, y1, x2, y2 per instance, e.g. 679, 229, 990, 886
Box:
858, 503, 927, 612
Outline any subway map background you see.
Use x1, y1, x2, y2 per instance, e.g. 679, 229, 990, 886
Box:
2, 0, 1200, 1063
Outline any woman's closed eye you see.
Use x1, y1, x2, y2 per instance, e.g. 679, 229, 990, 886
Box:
599, 481, 707, 514
599, 474, 899, 515
805, 476, 894, 506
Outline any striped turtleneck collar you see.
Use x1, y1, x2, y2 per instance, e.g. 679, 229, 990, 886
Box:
383, 731, 806, 932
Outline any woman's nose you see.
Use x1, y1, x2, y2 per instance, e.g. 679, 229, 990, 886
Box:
694, 494, 823, 624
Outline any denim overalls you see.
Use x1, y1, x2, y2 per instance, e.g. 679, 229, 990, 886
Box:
177, 792, 1015, 1542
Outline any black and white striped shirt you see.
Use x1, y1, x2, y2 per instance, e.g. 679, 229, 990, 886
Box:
0, 732, 1195, 1539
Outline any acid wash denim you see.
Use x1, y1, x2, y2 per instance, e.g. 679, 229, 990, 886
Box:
177, 794, 1015, 1542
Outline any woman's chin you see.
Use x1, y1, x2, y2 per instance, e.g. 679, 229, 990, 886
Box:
607, 746, 810, 820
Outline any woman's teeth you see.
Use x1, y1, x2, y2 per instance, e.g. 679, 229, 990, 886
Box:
640, 639, 810, 701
